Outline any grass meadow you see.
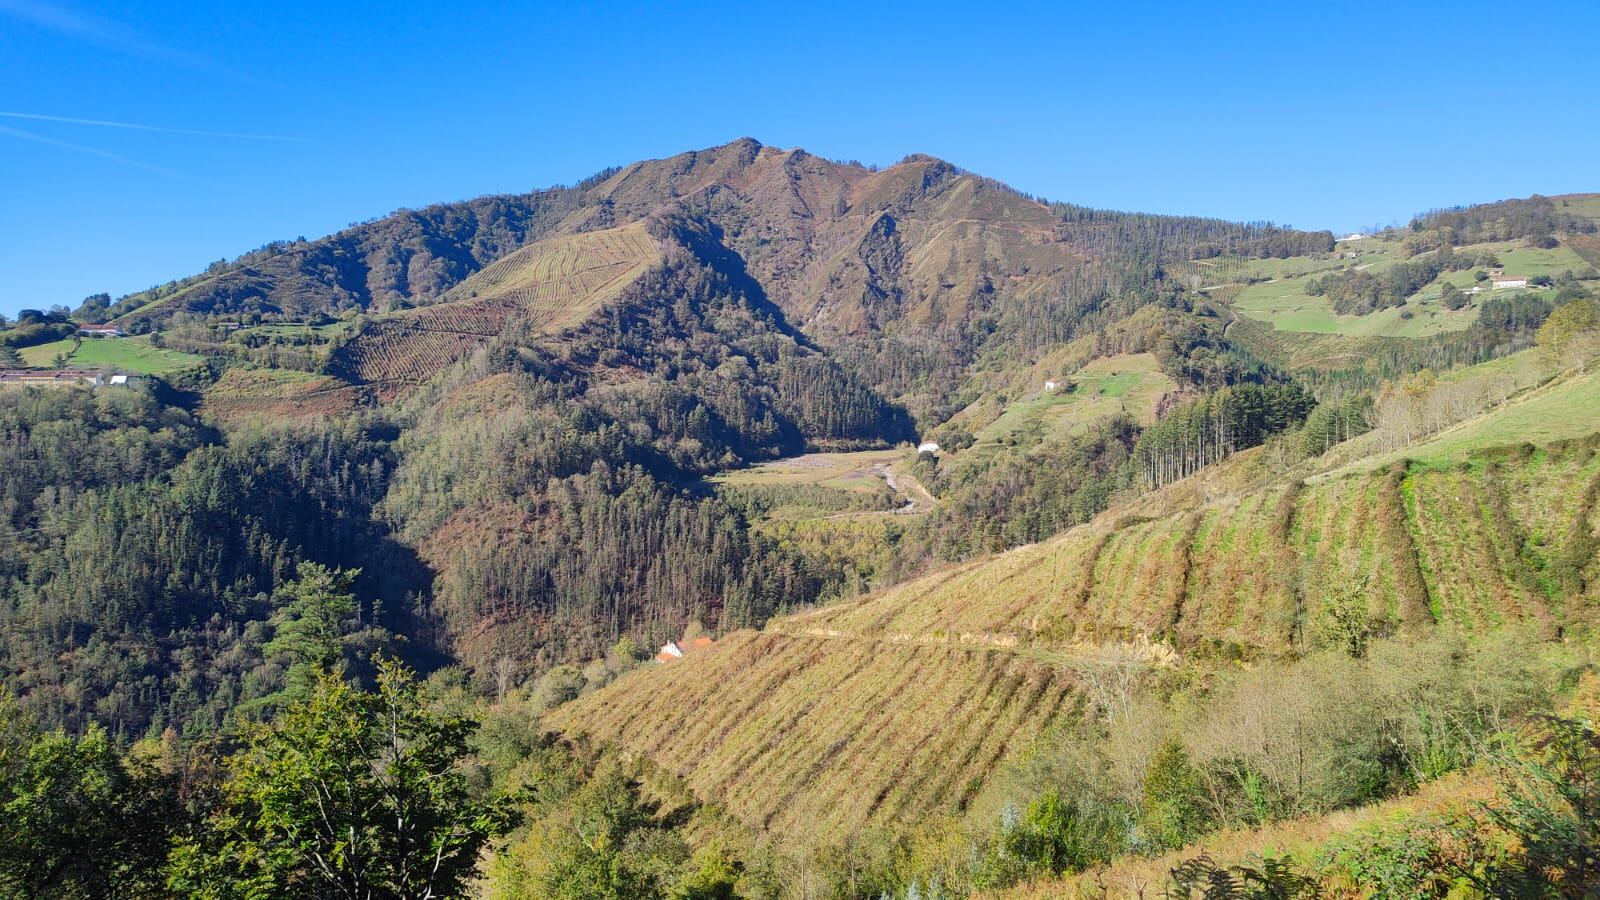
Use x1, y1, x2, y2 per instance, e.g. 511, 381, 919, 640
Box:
1229, 240, 1594, 337
19, 335, 204, 374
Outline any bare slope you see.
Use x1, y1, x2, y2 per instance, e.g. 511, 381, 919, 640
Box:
329, 223, 659, 384
201, 367, 369, 425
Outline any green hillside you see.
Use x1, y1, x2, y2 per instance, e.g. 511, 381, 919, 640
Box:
1228, 239, 1594, 337
17, 334, 205, 374
956, 353, 1174, 464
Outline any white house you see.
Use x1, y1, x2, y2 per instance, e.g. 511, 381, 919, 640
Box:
917, 441, 940, 454
1339, 233, 1369, 242
77, 324, 124, 338
1492, 275, 1529, 290
655, 635, 713, 663
1044, 380, 1059, 392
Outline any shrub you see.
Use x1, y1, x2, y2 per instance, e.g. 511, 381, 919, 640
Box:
1141, 738, 1212, 850
1461, 714, 1600, 896
1319, 812, 1489, 897
534, 665, 587, 711
1178, 635, 1556, 823
974, 790, 1132, 887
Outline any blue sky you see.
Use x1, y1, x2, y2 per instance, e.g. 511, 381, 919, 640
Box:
2, 0, 1597, 316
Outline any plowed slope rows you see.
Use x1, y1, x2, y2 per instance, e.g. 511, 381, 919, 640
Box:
789, 442, 1600, 649
547, 631, 1083, 841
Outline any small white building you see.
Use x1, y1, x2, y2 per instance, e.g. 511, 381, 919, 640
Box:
1340, 233, 1369, 242
78, 324, 124, 338
917, 441, 940, 454
655, 635, 713, 663
1044, 380, 1059, 392
1492, 275, 1529, 290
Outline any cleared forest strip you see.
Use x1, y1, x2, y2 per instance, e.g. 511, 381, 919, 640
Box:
331, 223, 661, 385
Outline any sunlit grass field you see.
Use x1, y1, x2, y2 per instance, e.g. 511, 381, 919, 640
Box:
711, 448, 908, 494
18, 335, 205, 374
952, 353, 1175, 469
1230, 240, 1593, 337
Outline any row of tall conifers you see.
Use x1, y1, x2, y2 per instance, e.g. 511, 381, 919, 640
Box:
1130, 383, 1317, 490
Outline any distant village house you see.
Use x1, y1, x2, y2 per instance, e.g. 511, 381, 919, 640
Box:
1492, 274, 1529, 290
77, 324, 125, 338
917, 441, 940, 454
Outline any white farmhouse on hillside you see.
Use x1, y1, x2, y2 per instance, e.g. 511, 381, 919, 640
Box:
1492, 274, 1529, 290
917, 441, 940, 454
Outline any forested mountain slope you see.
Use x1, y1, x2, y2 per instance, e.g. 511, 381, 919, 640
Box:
110, 139, 1332, 416
7, 140, 1595, 753
0, 140, 1354, 734
3, 138, 1599, 897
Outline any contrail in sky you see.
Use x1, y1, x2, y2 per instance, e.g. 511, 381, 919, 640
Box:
0, 111, 304, 142
0, 0, 270, 84
0, 0, 200, 65
0, 124, 186, 178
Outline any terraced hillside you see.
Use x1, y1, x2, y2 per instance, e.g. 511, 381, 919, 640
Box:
439, 222, 658, 316
548, 630, 1087, 842
550, 412, 1600, 847
790, 433, 1600, 651
200, 367, 369, 424
329, 223, 659, 384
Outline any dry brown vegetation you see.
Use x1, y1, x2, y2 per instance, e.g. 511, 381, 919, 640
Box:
546, 630, 1086, 844
330, 224, 658, 384
200, 367, 369, 425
